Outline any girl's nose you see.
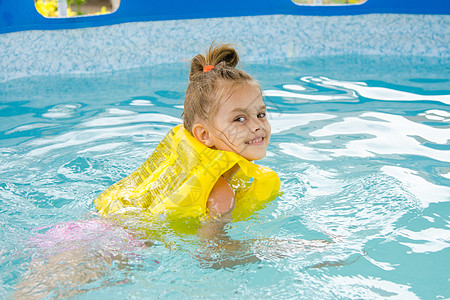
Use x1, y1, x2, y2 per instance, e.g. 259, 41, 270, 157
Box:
250, 118, 264, 132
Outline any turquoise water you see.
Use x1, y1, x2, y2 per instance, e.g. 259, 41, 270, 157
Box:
1, 55, 449, 299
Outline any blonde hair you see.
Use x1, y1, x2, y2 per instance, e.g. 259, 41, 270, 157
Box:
183, 43, 258, 133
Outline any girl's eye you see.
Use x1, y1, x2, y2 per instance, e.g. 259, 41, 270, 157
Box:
257, 112, 266, 119
234, 116, 246, 122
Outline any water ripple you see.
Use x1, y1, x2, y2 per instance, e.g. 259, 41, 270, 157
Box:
265, 76, 450, 105
310, 112, 450, 162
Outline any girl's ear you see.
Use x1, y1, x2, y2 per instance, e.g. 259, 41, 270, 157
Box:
192, 123, 215, 147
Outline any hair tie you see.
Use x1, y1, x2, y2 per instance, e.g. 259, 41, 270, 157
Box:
203, 65, 215, 73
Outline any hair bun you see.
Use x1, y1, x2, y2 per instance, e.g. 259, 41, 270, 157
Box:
207, 43, 239, 68
189, 43, 240, 80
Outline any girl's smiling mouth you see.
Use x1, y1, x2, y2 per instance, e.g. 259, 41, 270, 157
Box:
246, 136, 265, 145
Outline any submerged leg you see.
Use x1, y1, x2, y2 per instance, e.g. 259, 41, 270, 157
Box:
14, 218, 148, 298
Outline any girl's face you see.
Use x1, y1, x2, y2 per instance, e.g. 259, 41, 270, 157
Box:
208, 83, 271, 161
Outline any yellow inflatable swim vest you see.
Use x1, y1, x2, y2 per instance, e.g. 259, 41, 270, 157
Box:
95, 125, 280, 220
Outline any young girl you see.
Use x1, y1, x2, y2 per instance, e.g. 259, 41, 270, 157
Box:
94, 43, 280, 224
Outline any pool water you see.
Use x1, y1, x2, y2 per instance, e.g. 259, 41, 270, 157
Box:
1, 55, 449, 299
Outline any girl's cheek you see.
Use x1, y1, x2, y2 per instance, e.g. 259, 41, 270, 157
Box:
266, 121, 271, 133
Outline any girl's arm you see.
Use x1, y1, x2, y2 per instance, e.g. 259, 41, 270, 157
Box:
206, 175, 235, 218
196, 175, 235, 240
195, 175, 261, 268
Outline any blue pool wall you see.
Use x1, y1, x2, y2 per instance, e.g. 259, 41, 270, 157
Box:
1, 0, 449, 33
0, 0, 449, 82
